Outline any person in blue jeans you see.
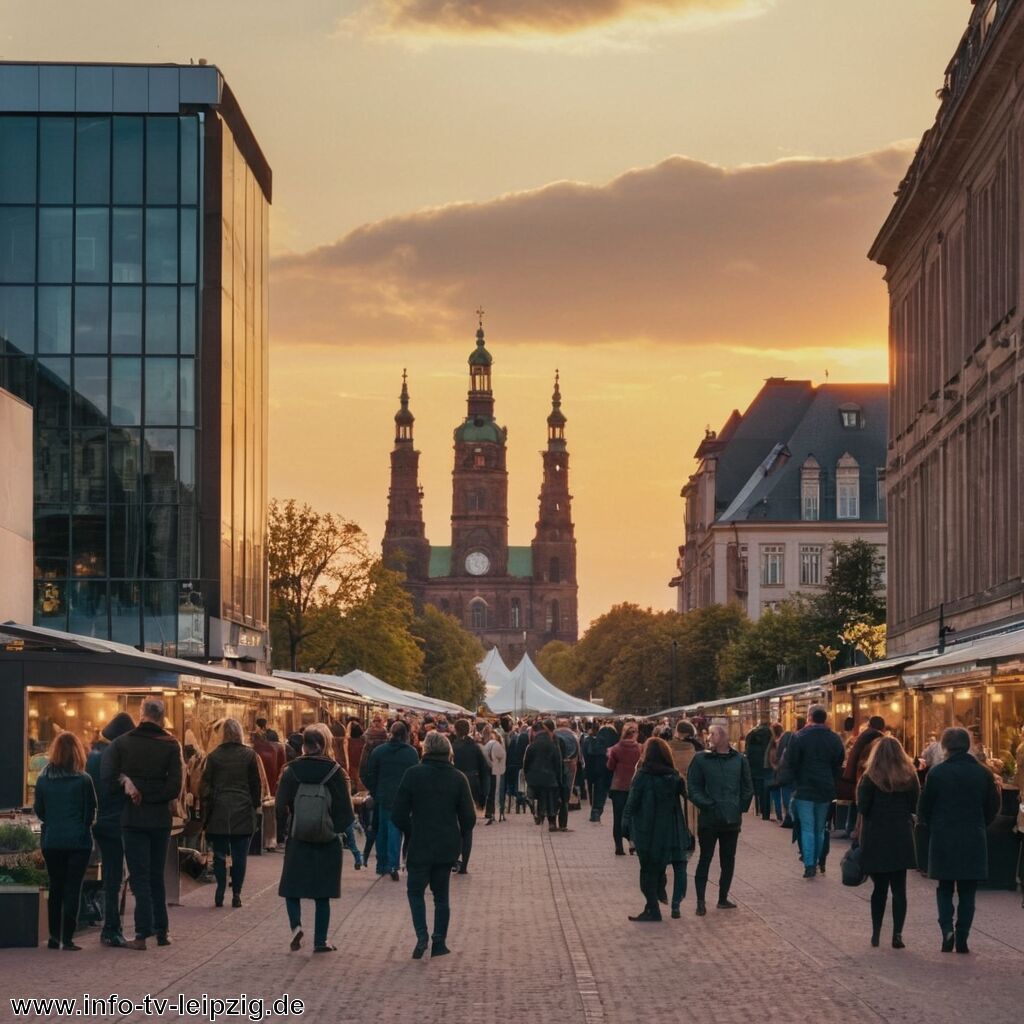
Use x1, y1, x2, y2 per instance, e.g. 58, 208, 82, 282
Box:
363, 721, 419, 880
779, 704, 845, 879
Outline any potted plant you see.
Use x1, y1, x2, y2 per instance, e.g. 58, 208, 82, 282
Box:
0, 823, 47, 948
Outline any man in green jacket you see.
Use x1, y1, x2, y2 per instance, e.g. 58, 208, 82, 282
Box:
686, 723, 754, 916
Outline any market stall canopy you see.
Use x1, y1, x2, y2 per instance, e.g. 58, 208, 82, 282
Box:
275, 669, 470, 716
0, 620, 321, 694
478, 647, 512, 701
902, 625, 1024, 684
487, 653, 611, 716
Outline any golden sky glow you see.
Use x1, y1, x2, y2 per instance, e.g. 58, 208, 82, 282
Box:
13, 0, 971, 627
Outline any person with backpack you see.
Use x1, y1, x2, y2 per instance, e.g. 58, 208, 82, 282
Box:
275, 726, 355, 953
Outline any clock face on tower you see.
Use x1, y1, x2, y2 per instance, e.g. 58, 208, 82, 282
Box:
465, 551, 491, 576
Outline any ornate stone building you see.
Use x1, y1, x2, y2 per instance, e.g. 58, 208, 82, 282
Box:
383, 320, 578, 663
670, 378, 888, 621
869, 0, 1024, 655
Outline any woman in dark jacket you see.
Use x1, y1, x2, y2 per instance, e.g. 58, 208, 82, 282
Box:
623, 737, 690, 922
33, 732, 97, 950
275, 726, 354, 953
607, 723, 642, 856
346, 721, 366, 793
523, 723, 563, 831
917, 727, 1000, 954
201, 719, 262, 908
856, 737, 920, 949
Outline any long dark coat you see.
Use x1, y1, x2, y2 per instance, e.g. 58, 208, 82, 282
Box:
917, 751, 1000, 881
523, 732, 563, 791
391, 754, 476, 867
856, 774, 919, 874
622, 767, 689, 864
200, 741, 261, 837
275, 755, 354, 899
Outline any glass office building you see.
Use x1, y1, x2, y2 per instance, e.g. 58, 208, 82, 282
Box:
0, 64, 271, 666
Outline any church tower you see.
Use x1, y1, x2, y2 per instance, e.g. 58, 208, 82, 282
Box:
450, 312, 510, 579
383, 371, 430, 588
532, 371, 578, 641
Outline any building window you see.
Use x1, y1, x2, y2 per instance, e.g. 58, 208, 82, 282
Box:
547, 599, 560, 633
468, 489, 484, 512
549, 556, 560, 583
473, 449, 485, 469
799, 544, 824, 586
440, 599, 450, 614
876, 468, 886, 519
876, 548, 887, 587
837, 453, 860, 519
801, 456, 820, 521
839, 404, 863, 429
510, 598, 521, 629
760, 544, 784, 587
762, 600, 781, 614
470, 600, 486, 630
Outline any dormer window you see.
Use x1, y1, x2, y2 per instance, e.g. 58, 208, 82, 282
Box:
801, 456, 820, 521
837, 453, 860, 519
839, 403, 863, 429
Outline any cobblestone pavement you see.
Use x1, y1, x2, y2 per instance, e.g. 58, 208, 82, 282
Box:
1, 808, 1021, 1024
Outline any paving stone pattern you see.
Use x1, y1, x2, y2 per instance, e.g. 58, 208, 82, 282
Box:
1, 808, 1021, 1024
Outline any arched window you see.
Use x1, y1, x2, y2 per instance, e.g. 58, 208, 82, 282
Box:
549, 556, 561, 583
800, 455, 820, 521
547, 600, 560, 634
468, 489, 484, 512
439, 599, 450, 614
836, 452, 860, 519
470, 600, 487, 630
510, 599, 521, 629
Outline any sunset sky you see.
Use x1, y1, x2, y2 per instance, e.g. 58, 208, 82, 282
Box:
9, 0, 971, 628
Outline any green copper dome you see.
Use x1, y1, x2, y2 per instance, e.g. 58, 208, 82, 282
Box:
469, 326, 493, 366
454, 417, 504, 444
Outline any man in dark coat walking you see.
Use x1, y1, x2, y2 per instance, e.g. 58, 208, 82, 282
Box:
590, 721, 620, 822
917, 727, 1000, 953
523, 722, 564, 831
744, 721, 773, 819
392, 730, 476, 960
505, 723, 529, 814
363, 721, 419, 880
781, 704, 845, 878
275, 727, 354, 953
101, 698, 183, 950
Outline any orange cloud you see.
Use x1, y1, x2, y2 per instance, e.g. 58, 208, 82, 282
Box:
270, 146, 911, 352
368, 0, 763, 35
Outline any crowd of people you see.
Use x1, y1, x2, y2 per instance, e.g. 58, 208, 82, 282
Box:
27, 697, 1023, 959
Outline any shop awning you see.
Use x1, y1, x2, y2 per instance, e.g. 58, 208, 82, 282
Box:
487, 653, 611, 716
275, 669, 471, 716
902, 625, 1024, 684
0, 621, 294, 692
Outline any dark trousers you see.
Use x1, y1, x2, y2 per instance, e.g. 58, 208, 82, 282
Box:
610, 790, 629, 851
459, 826, 473, 869
590, 774, 611, 820
937, 879, 978, 937
407, 862, 453, 942
122, 827, 170, 940
869, 870, 907, 935
41, 848, 90, 945
694, 826, 739, 903
93, 828, 124, 938
286, 897, 329, 947
208, 833, 251, 896
534, 785, 559, 823
505, 767, 523, 810
761, 779, 774, 820
485, 775, 498, 819
638, 856, 666, 918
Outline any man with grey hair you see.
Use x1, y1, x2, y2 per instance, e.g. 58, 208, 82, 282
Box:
392, 730, 475, 960
102, 697, 183, 950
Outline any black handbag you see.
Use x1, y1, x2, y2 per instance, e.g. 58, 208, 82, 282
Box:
840, 843, 867, 887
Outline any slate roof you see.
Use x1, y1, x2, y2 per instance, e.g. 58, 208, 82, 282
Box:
711, 380, 888, 524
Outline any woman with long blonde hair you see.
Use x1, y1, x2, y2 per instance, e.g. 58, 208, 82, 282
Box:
856, 737, 920, 950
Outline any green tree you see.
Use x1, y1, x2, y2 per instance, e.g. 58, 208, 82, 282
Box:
570, 604, 653, 697
675, 603, 748, 704
268, 499, 371, 671
414, 604, 486, 709
535, 640, 578, 694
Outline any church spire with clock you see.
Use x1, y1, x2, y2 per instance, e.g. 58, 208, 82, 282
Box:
451, 310, 510, 578
382, 370, 430, 589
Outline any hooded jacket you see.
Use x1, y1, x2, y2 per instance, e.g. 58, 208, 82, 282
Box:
86, 712, 135, 835
686, 748, 754, 830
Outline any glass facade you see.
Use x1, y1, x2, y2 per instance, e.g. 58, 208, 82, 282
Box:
0, 106, 268, 657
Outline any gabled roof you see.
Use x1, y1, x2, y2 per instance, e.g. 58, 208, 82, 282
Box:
486, 653, 611, 715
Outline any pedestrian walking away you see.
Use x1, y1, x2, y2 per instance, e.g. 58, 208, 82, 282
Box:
391, 730, 476, 960
101, 697, 184, 950
856, 736, 920, 949
524, 720, 564, 832
779, 704, 844, 878
743, 721, 773, 820
917, 727, 1000, 954
363, 720, 419, 879
34, 732, 97, 951
686, 723, 753, 915
622, 736, 691, 922
607, 723, 642, 854
200, 718, 262, 908
275, 726, 355, 953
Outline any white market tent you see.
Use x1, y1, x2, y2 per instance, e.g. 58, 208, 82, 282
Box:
275, 669, 470, 717
486, 652, 611, 716
477, 647, 513, 702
